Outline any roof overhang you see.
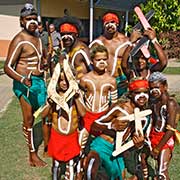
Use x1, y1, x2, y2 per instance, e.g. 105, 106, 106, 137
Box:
95, 0, 147, 11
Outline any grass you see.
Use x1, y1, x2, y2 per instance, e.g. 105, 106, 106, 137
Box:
163, 67, 180, 74
0, 96, 180, 179
0, 97, 52, 180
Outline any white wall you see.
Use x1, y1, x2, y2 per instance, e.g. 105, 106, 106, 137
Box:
0, 15, 21, 40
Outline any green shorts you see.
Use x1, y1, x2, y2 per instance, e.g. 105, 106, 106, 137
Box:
13, 75, 47, 111
90, 136, 124, 180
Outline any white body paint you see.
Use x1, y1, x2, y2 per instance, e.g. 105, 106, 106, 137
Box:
113, 108, 152, 156
7, 39, 43, 79
84, 79, 115, 112
71, 49, 91, 68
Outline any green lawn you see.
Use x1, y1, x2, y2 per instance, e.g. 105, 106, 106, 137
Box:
0, 97, 180, 179
0, 97, 52, 180
163, 67, 180, 74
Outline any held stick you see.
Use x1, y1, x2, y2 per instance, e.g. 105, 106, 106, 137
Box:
27, 71, 32, 98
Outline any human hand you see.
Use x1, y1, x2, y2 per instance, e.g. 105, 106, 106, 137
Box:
132, 130, 144, 149
144, 27, 156, 40
130, 29, 142, 43
23, 77, 31, 87
151, 147, 160, 159
111, 119, 129, 131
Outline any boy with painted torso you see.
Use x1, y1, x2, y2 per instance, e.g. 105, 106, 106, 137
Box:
148, 72, 180, 180
44, 58, 86, 179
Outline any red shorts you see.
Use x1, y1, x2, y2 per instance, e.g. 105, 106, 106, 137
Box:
83, 111, 106, 132
149, 128, 175, 151
48, 128, 80, 162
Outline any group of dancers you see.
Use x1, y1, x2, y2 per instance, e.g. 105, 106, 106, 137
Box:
4, 3, 180, 180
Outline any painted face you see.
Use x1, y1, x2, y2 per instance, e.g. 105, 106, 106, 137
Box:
93, 52, 108, 71
131, 87, 149, 107
21, 15, 38, 32
104, 21, 118, 33
58, 72, 68, 92
149, 81, 165, 100
61, 32, 76, 47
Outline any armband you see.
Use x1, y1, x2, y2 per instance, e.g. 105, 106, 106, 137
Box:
128, 42, 133, 47
138, 144, 144, 150
20, 76, 25, 83
107, 122, 112, 129
151, 37, 158, 45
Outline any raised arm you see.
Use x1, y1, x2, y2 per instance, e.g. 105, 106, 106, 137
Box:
121, 45, 133, 80
122, 30, 142, 80
144, 28, 167, 72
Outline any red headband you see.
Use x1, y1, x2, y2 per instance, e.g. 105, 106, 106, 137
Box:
103, 13, 119, 24
60, 23, 78, 33
129, 79, 149, 91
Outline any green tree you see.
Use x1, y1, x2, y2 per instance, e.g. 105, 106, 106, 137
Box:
140, 0, 180, 33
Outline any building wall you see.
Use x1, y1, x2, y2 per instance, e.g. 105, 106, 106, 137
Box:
40, 0, 114, 19
41, 0, 89, 18
0, 15, 21, 58
0, 2, 36, 58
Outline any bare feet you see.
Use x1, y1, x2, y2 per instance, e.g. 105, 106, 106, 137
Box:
43, 146, 50, 158
29, 152, 47, 167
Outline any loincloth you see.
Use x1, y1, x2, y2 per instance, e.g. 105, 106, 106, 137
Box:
48, 128, 80, 162
150, 127, 175, 151
83, 111, 106, 133
13, 75, 47, 111
90, 136, 124, 179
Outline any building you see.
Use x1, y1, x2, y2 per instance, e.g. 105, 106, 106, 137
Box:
0, 0, 145, 58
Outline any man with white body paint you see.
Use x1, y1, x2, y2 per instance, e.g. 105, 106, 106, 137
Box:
4, 3, 47, 167
55, 16, 93, 80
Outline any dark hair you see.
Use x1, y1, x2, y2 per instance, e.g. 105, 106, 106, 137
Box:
148, 72, 167, 85
90, 45, 108, 60
53, 16, 83, 35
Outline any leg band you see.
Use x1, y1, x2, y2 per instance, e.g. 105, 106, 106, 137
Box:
79, 128, 89, 150
52, 160, 60, 180
87, 158, 95, 180
143, 168, 148, 178
65, 159, 74, 180
23, 126, 35, 152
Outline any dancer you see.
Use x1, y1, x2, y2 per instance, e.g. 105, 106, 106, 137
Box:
80, 44, 118, 133
148, 72, 180, 179
89, 12, 132, 97
46, 58, 86, 179
122, 27, 167, 81
84, 78, 150, 180
4, 3, 47, 167
54, 16, 93, 80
